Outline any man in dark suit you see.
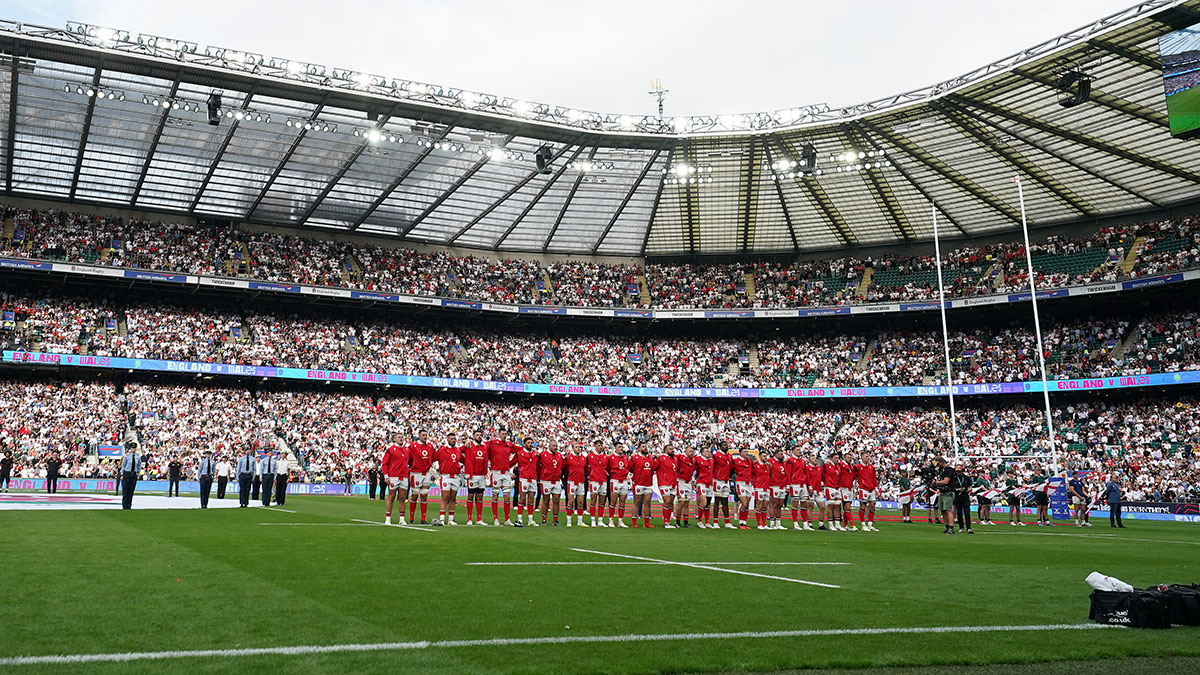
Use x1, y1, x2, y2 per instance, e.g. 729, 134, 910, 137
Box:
45, 451, 63, 493
167, 454, 183, 497
0, 449, 13, 492
259, 451, 277, 506
367, 462, 382, 500
197, 451, 216, 509
236, 450, 255, 508
120, 443, 142, 510
1102, 476, 1125, 528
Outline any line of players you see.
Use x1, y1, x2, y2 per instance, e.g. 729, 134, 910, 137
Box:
379, 429, 881, 531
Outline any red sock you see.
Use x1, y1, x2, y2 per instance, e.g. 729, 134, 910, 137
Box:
643, 517, 651, 527
385, 509, 391, 518
791, 508, 799, 524
466, 503, 473, 521
503, 503, 510, 520
738, 508, 747, 522
409, 503, 416, 520
619, 507, 626, 519
663, 506, 671, 525
801, 508, 809, 523
420, 502, 427, 520
491, 503, 499, 521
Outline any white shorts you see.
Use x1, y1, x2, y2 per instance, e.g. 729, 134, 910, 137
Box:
771, 486, 787, 499
610, 479, 631, 497
713, 482, 731, 498
840, 487, 854, 501
676, 481, 695, 500
753, 487, 769, 502
409, 471, 433, 491
490, 470, 513, 491
566, 481, 585, 496
466, 475, 486, 490
697, 482, 714, 498
519, 477, 538, 493
859, 488, 879, 501
539, 480, 562, 495
588, 480, 606, 495
634, 484, 655, 496
439, 476, 461, 493
736, 481, 753, 498
789, 484, 807, 499
658, 484, 675, 497
824, 487, 841, 503
1071, 495, 1084, 505
386, 475, 405, 489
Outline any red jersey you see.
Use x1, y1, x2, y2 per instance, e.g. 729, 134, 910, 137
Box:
822, 462, 841, 488
565, 453, 587, 483
586, 452, 610, 482
785, 456, 807, 485
486, 439, 515, 472
694, 455, 714, 484
433, 445, 462, 476
381, 443, 410, 478
630, 454, 656, 486
654, 454, 677, 485
712, 451, 732, 481
463, 443, 489, 476
515, 447, 538, 479
855, 463, 878, 491
769, 458, 787, 487
608, 454, 630, 481
537, 450, 563, 481
837, 461, 855, 489
806, 462, 824, 489
408, 442, 435, 473
675, 454, 695, 482
752, 460, 772, 489
730, 455, 753, 483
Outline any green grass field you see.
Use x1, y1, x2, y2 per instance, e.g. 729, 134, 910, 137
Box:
1, 495, 1198, 674
1167, 85, 1200, 136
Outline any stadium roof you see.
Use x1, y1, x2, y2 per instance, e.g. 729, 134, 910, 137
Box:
1, 0, 1200, 257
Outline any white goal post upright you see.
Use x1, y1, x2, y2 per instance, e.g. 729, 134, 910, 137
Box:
930, 203, 960, 458
1013, 176, 1059, 472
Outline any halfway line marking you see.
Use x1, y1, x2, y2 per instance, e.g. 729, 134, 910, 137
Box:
466, 561, 851, 566
0, 624, 1116, 666
571, 548, 840, 589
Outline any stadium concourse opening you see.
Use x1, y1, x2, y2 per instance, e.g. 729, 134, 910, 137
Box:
3, 0, 1200, 672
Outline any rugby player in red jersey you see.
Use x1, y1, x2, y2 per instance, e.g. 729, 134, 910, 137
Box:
751, 452, 772, 529
821, 456, 843, 531
805, 452, 825, 531
607, 446, 632, 527
462, 430, 490, 525
586, 439, 610, 527
381, 432, 411, 526
730, 449, 754, 529
785, 447, 810, 531
673, 446, 695, 528
768, 449, 788, 530
432, 432, 463, 526
855, 454, 880, 531
537, 440, 565, 526
514, 436, 539, 527
630, 446, 657, 528
486, 428, 517, 526
712, 442, 735, 528
654, 446, 677, 528
407, 430, 436, 524
693, 447, 714, 528
564, 442, 588, 527
836, 453, 857, 531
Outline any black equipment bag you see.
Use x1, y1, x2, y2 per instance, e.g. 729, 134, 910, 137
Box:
1089, 590, 1171, 628
1157, 585, 1200, 626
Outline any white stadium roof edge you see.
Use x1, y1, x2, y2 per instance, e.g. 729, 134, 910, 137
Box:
1, 0, 1200, 258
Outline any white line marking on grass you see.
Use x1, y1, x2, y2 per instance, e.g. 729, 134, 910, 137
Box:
258, 523, 378, 527
466, 561, 851, 566
264, 507, 297, 513
571, 548, 840, 589
350, 518, 435, 532
0, 624, 1117, 666
976, 531, 1200, 545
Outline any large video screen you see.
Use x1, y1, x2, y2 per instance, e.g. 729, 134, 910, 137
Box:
1160, 22, 1200, 138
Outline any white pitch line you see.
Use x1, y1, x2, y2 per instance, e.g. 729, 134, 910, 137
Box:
466, 561, 851, 566
976, 531, 1200, 545
259, 523, 378, 527
0, 624, 1116, 666
264, 507, 297, 513
350, 518, 435, 532
571, 548, 840, 589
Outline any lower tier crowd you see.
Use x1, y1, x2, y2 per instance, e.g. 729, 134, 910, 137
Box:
0, 377, 1196, 507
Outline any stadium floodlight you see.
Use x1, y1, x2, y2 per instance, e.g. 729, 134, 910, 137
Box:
366, 129, 382, 143
206, 92, 222, 126
488, 147, 505, 161
535, 145, 553, 174
1056, 69, 1092, 108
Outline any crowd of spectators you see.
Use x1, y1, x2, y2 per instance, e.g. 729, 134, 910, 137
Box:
5, 204, 1200, 309
2, 375, 1196, 503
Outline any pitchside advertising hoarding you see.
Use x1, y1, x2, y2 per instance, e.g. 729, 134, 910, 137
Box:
4, 350, 1197, 400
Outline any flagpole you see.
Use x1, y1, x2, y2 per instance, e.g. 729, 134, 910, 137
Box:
1013, 176, 1058, 472
930, 202, 960, 458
